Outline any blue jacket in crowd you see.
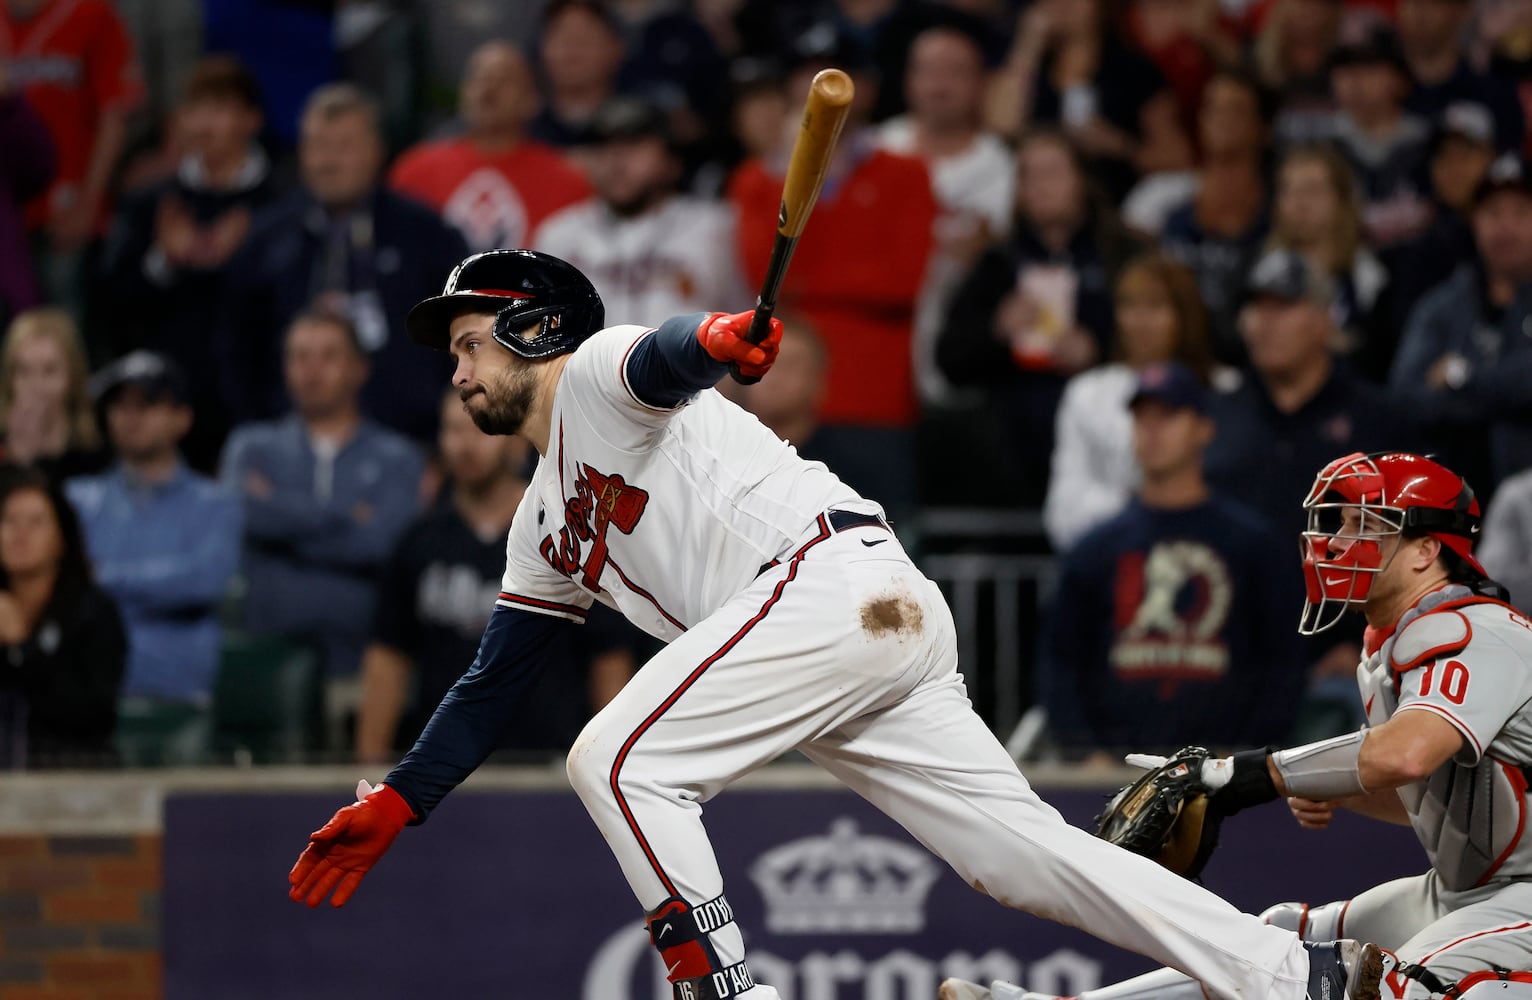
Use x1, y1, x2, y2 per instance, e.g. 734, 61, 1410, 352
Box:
1389, 263, 1532, 493
1041, 495, 1305, 753
221, 416, 424, 677
1204, 364, 1421, 540
214, 187, 467, 443
66, 465, 242, 705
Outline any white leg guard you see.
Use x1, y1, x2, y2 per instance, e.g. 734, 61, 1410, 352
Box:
1457, 975, 1532, 1000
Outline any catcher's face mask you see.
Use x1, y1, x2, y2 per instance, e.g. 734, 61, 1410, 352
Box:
1299, 453, 1403, 635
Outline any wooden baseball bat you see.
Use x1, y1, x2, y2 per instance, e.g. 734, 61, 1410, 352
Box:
730, 67, 856, 385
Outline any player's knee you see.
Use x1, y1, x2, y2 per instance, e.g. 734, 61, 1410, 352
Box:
565, 721, 619, 803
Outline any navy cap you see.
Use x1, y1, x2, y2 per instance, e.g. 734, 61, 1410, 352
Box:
1129, 361, 1208, 415
1328, 24, 1410, 78
1244, 248, 1334, 307
1433, 101, 1496, 152
1473, 153, 1532, 207
89, 351, 189, 406
787, 20, 875, 75
590, 96, 673, 146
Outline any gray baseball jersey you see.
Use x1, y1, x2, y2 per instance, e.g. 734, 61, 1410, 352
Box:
1358, 584, 1532, 891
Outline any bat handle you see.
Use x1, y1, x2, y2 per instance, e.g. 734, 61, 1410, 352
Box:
727, 299, 777, 386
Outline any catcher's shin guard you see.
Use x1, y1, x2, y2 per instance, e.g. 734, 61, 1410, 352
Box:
646, 895, 756, 1000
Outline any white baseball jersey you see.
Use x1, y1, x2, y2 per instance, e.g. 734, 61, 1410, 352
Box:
495, 325, 858, 639
532, 198, 750, 330
1357, 585, 1532, 890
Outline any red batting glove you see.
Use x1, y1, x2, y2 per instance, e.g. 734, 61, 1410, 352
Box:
288, 780, 415, 908
696, 310, 782, 378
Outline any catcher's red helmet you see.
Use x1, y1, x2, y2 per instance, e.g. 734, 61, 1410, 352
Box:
1299, 452, 1486, 634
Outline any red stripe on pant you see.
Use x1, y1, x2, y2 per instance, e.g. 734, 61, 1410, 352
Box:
608, 516, 831, 896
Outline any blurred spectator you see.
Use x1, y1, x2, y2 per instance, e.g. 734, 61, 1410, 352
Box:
0, 63, 53, 325
611, 0, 730, 135
730, 2, 1001, 122
1397, 0, 1525, 154
1387, 101, 1498, 323
1205, 249, 1418, 540
1, 0, 144, 318
1256, 0, 1344, 146
417, 3, 550, 131
729, 42, 936, 521
878, 24, 1015, 403
1389, 154, 1532, 496
938, 129, 1141, 506
1325, 25, 1434, 248
532, 0, 628, 151
356, 391, 636, 763
1131, 68, 1272, 362
1124, 0, 1241, 134
100, 56, 278, 472
733, 317, 830, 454
726, 57, 789, 168
1041, 361, 1304, 760
1267, 143, 1391, 375
216, 84, 468, 443
1481, 1, 1532, 136
200, 0, 337, 150
221, 308, 424, 746
0, 467, 125, 768
1479, 465, 1532, 614
987, 0, 1193, 201
533, 97, 748, 327
67, 352, 241, 766
1043, 253, 1215, 553
389, 41, 590, 254
0, 308, 105, 483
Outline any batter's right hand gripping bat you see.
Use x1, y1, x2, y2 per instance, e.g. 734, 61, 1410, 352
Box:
729, 67, 856, 385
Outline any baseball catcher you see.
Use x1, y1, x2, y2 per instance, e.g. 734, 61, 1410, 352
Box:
944, 452, 1532, 1000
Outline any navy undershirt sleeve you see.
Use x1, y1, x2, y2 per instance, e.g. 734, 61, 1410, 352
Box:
623, 312, 727, 408
384, 607, 575, 821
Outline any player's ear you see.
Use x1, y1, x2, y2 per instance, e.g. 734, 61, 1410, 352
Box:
1411, 534, 1442, 573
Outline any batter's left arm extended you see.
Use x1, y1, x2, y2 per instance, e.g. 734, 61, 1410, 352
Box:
383, 607, 574, 821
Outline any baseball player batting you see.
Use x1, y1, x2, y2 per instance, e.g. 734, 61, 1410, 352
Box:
944, 451, 1532, 1000
286, 249, 1384, 1000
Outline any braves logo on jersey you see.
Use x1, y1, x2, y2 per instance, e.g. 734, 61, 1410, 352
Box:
539, 463, 650, 592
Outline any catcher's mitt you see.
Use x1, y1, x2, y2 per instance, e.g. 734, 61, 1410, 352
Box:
1093, 746, 1224, 879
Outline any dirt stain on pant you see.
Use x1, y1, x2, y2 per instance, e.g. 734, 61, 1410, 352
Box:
860, 591, 924, 639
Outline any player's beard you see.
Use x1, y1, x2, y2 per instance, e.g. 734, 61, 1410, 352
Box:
606, 181, 666, 220
464, 361, 539, 436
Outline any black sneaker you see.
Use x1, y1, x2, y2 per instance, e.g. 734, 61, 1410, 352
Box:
1306, 940, 1384, 1000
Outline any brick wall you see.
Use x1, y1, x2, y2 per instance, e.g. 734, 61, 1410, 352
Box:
0, 834, 161, 1000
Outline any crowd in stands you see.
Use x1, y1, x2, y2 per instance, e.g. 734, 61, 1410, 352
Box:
3, 0, 1532, 769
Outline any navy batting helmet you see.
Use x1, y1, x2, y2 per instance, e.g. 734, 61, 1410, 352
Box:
406, 249, 605, 359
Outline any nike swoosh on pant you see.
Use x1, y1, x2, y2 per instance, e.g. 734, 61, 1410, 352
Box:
861, 538, 888, 547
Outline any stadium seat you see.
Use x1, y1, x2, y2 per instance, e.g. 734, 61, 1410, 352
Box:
212, 632, 326, 764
